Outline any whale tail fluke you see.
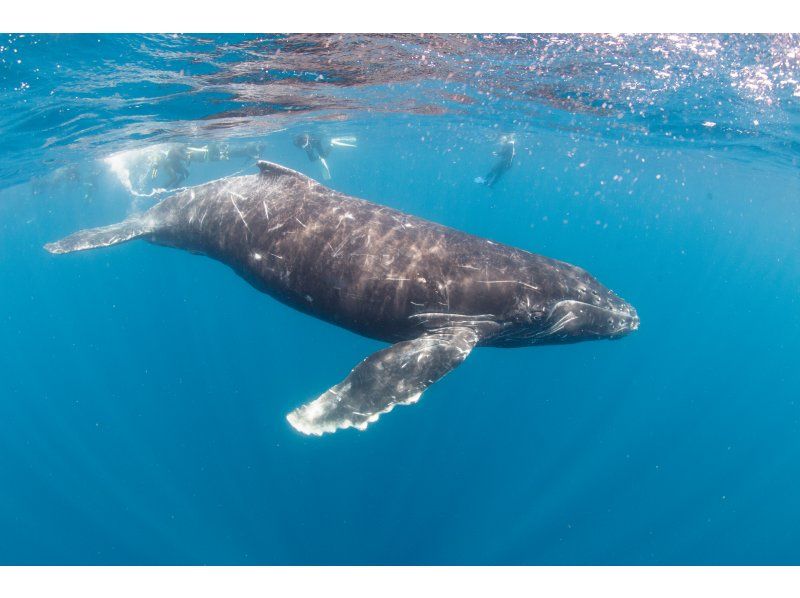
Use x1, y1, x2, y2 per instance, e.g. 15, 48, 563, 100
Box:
44, 216, 154, 255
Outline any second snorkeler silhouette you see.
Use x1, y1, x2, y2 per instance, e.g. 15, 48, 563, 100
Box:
133, 141, 265, 193
475, 134, 516, 188
293, 133, 357, 180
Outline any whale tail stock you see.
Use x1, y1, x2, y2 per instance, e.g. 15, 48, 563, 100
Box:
44, 215, 155, 255
49, 160, 301, 255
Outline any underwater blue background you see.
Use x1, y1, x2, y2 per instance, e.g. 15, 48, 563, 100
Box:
1, 34, 800, 564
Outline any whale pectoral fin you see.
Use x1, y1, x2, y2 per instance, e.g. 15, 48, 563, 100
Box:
286, 327, 479, 436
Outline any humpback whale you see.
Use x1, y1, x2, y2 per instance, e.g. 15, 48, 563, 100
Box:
45, 161, 639, 436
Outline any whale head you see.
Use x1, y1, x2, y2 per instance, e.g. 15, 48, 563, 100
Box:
492, 260, 639, 347
540, 294, 639, 343
532, 262, 639, 344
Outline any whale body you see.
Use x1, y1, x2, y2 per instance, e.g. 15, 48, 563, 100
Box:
46, 161, 639, 435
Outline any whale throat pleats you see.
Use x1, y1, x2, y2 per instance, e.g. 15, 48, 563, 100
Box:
286, 327, 480, 436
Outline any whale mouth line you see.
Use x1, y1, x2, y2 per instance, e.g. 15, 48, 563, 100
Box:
547, 299, 640, 333
549, 299, 633, 315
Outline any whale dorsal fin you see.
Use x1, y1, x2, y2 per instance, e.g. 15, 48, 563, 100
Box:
286, 327, 480, 436
256, 160, 303, 180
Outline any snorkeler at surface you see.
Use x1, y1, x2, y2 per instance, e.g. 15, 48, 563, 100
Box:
475, 134, 516, 188
155, 141, 266, 188
109, 140, 266, 197
186, 141, 264, 164
293, 133, 357, 180
160, 145, 190, 188
227, 141, 265, 160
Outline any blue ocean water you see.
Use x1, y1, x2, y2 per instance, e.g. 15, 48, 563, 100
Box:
1, 33, 800, 565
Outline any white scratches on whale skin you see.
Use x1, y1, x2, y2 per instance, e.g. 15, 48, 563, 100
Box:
434, 279, 452, 311
226, 189, 246, 202
408, 312, 498, 329
407, 312, 500, 332
184, 190, 202, 224
350, 252, 381, 265
328, 238, 349, 258
409, 312, 497, 320
390, 214, 416, 230
477, 279, 541, 292
335, 212, 356, 229
228, 191, 250, 231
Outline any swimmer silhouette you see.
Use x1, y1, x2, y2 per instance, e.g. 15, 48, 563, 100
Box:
475, 134, 516, 188
186, 141, 264, 164
143, 141, 266, 192
161, 145, 190, 188
293, 132, 357, 180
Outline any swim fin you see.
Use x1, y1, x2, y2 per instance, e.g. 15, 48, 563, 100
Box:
330, 136, 357, 148
318, 157, 332, 180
